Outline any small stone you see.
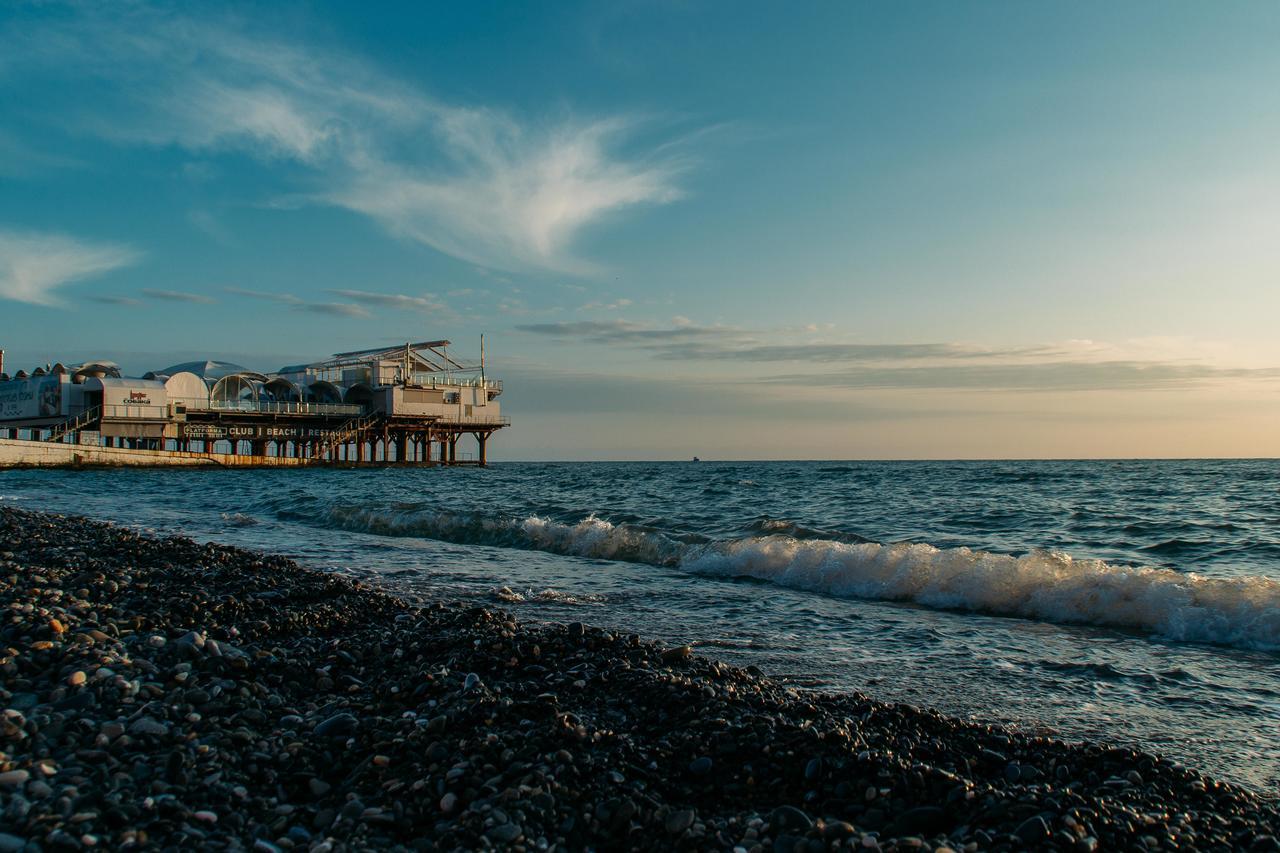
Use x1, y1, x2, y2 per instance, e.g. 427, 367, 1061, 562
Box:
308, 778, 331, 797
463, 672, 481, 691
193, 810, 218, 823
1014, 816, 1050, 844
665, 809, 695, 835
313, 713, 358, 737
486, 823, 522, 843
439, 793, 458, 813
771, 805, 813, 831
0, 834, 25, 853
67, 671, 87, 687
661, 645, 693, 663
0, 770, 29, 788
689, 756, 713, 775
129, 717, 168, 737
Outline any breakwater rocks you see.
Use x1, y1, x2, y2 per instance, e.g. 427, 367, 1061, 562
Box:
0, 507, 1276, 852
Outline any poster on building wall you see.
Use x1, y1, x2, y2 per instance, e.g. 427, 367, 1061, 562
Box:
0, 376, 63, 420
177, 423, 345, 440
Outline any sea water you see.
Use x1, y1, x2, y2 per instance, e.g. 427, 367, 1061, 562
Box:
3, 459, 1278, 790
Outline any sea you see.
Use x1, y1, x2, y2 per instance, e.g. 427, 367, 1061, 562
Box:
3, 459, 1278, 792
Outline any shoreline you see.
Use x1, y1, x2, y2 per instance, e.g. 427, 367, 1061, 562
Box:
0, 506, 1276, 851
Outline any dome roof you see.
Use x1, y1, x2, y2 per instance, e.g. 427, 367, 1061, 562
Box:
155, 360, 253, 381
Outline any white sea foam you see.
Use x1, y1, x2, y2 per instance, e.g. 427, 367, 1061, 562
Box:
681, 536, 1280, 652
312, 503, 1280, 652
517, 514, 683, 565
492, 585, 605, 605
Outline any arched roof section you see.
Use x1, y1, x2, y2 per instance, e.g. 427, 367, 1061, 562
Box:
164, 372, 209, 408
261, 377, 301, 402
343, 382, 374, 407
75, 361, 121, 376
157, 360, 255, 381
210, 374, 260, 409
304, 380, 342, 404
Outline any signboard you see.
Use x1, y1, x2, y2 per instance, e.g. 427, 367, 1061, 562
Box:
0, 376, 64, 421
178, 423, 346, 441
100, 382, 164, 408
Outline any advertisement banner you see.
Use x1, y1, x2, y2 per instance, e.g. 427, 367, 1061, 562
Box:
0, 376, 64, 420
178, 423, 345, 441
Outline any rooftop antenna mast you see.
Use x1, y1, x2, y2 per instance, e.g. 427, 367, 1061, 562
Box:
480, 333, 485, 385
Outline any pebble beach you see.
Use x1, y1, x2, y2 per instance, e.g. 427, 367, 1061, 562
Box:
1, 505, 1278, 851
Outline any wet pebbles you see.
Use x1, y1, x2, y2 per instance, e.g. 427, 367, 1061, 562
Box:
1, 506, 1277, 851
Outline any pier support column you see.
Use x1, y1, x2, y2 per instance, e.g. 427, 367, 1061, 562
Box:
478, 433, 488, 467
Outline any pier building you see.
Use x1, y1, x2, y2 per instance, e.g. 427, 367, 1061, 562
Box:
0, 341, 506, 467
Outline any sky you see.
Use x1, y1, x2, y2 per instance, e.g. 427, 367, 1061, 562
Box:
2, 1, 1279, 460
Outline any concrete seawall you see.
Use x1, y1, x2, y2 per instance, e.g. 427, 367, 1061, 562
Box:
0, 438, 309, 468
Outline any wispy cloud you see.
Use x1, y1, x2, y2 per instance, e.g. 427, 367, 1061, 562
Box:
225, 286, 369, 318
85, 294, 143, 307
769, 361, 1280, 392
578, 297, 633, 311
296, 302, 370, 318
141, 288, 216, 304
328, 289, 445, 312
516, 318, 741, 344
0, 229, 139, 306
5, 7, 688, 275
517, 318, 1280, 393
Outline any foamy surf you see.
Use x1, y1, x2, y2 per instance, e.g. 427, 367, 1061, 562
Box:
681, 537, 1280, 652
298, 503, 1280, 652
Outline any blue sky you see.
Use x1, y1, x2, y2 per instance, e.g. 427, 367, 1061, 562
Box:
2, 1, 1279, 459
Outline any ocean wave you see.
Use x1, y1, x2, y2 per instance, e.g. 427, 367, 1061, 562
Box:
305, 505, 687, 566
491, 586, 606, 605
681, 537, 1280, 652
290, 502, 1280, 653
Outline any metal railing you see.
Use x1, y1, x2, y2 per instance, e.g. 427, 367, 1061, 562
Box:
102, 404, 169, 421
45, 405, 102, 442
429, 415, 510, 427
314, 413, 382, 460
408, 375, 502, 391
206, 400, 362, 416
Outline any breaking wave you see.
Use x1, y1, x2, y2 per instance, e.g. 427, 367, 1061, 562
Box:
289, 503, 1280, 652
491, 586, 606, 605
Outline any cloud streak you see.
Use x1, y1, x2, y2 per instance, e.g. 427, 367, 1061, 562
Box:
5, 7, 686, 274
768, 361, 1280, 392
141, 288, 216, 304
0, 229, 139, 306
517, 318, 1280, 393
225, 287, 369, 318
328, 289, 445, 312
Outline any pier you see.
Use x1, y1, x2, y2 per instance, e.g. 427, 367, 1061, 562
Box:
0, 341, 508, 468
